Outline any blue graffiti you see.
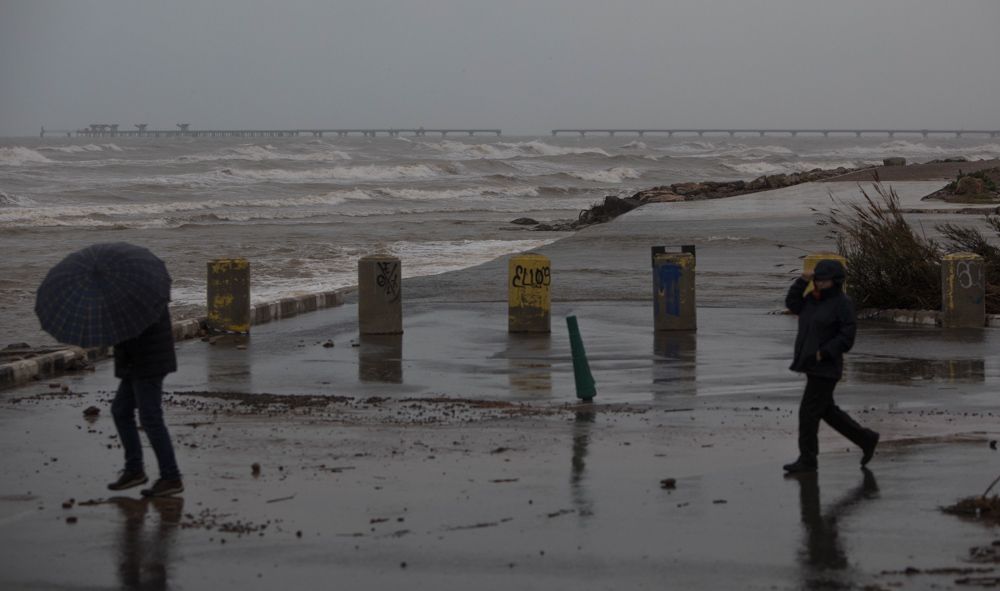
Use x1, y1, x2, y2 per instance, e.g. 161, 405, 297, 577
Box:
655, 264, 682, 317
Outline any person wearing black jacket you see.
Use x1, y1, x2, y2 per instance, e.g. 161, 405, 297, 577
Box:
106, 308, 184, 497
783, 259, 879, 473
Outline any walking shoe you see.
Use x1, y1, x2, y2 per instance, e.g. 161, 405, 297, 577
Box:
782, 459, 817, 473
861, 431, 880, 466
140, 479, 184, 498
107, 470, 148, 491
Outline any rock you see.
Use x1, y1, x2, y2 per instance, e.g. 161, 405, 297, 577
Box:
4, 343, 30, 350
60, 385, 70, 393
65, 516, 77, 524
82, 406, 100, 417
660, 478, 677, 489
956, 176, 987, 195
671, 182, 707, 196
510, 217, 539, 226
883, 157, 906, 167
322, 340, 334, 348
764, 174, 789, 189
251, 462, 261, 476
642, 192, 684, 203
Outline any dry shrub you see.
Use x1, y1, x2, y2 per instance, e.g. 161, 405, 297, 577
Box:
819, 182, 942, 310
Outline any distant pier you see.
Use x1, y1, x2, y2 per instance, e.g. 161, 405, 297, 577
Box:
54, 124, 501, 139
550, 128, 1000, 138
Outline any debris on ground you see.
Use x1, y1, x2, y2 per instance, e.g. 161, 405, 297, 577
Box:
82, 406, 100, 417
660, 478, 677, 490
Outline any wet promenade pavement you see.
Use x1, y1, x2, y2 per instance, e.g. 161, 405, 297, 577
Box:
2, 180, 999, 589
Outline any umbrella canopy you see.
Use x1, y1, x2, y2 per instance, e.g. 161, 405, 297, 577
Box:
35, 242, 172, 347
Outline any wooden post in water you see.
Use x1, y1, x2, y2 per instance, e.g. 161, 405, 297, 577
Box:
207, 258, 251, 334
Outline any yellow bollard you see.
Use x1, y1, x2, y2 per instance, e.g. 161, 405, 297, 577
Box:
206, 258, 251, 334
358, 254, 403, 335
508, 253, 551, 333
941, 252, 985, 328
653, 253, 696, 331
802, 253, 847, 295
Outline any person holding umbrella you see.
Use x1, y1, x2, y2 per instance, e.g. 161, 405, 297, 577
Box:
783, 259, 879, 473
36, 243, 183, 497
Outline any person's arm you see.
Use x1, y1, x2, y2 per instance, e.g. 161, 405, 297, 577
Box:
819, 297, 857, 359
785, 273, 811, 315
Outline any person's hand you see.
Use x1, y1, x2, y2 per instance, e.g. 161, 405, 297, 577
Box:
802, 271, 815, 281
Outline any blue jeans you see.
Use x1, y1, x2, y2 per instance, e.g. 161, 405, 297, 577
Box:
111, 376, 181, 481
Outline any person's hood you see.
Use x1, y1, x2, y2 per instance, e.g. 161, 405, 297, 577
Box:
813, 259, 846, 284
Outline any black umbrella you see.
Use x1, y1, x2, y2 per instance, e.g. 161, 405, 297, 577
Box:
35, 242, 172, 347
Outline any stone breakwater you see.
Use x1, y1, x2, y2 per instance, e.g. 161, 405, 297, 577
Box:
518, 166, 872, 231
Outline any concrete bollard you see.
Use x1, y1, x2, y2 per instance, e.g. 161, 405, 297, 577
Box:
508, 253, 551, 333
206, 258, 251, 334
803, 252, 848, 295
941, 252, 985, 328
653, 252, 696, 331
358, 254, 403, 335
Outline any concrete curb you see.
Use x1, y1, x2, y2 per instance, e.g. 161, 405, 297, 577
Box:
0, 289, 347, 391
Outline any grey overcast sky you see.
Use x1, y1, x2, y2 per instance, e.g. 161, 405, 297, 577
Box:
1, 0, 998, 136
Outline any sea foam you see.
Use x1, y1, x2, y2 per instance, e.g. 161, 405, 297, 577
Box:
0, 147, 53, 165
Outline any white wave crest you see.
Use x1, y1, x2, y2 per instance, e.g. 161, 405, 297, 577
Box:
725, 160, 862, 176
37, 143, 125, 154
567, 167, 642, 183
181, 144, 352, 163
227, 163, 448, 182
0, 190, 375, 228
0, 147, 53, 165
424, 140, 611, 160
810, 140, 1000, 160
0, 191, 35, 207
375, 186, 540, 201
618, 141, 648, 150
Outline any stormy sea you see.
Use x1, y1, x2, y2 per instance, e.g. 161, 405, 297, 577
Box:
2, 134, 999, 345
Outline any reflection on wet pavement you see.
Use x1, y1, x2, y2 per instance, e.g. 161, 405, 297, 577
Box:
848, 357, 985, 385
505, 334, 553, 397
359, 334, 403, 383
110, 496, 184, 591
790, 469, 879, 590
571, 408, 596, 518
652, 331, 697, 395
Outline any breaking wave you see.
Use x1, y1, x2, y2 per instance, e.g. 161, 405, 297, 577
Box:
0, 147, 53, 165
807, 140, 1000, 161
423, 140, 611, 159
180, 144, 352, 163
725, 160, 865, 176
223, 163, 454, 182
565, 167, 642, 183
37, 143, 124, 153
0, 191, 35, 207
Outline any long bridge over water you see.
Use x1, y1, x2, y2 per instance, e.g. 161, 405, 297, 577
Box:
551, 128, 1000, 138
44, 124, 501, 139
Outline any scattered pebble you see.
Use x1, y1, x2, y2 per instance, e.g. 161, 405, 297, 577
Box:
322, 340, 335, 348
65, 516, 77, 524
251, 463, 261, 476
82, 406, 100, 417
660, 478, 677, 490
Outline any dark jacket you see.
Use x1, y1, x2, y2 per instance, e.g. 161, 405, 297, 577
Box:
114, 309, 178, 379
786, 274, 856, 381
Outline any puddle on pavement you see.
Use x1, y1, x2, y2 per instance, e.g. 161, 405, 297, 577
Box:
848, 357, 985, 385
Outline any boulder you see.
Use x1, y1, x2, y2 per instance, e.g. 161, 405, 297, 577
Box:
671, 182, 707, 196
883, 157, 906, 167
510, 217, 539, 226
764, 174, 789, 189
642, 192, 684, 203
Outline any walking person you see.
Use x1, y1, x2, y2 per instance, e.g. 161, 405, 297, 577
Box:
107, 307, 184, 496
783, 259, 879, 473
